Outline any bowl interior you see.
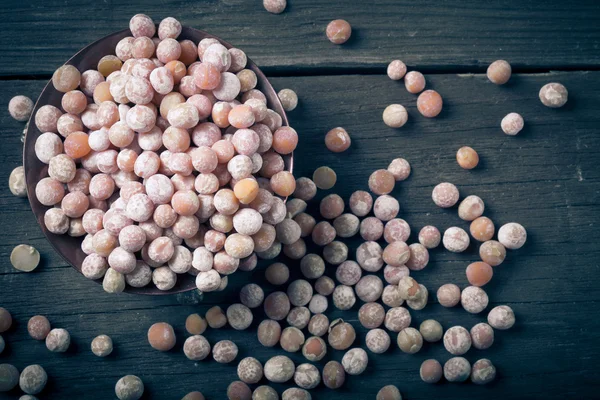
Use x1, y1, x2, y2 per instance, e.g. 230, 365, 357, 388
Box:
24, 27, 291, 295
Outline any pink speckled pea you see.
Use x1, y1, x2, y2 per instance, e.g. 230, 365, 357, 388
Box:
384, 218, 410, 243
67, 169, 92, 195
214, 189, 240, 216
213, 164, 232, 187
88, 129, 110, 152
262, 109, 283, 132
418, 225, 440, 249
405, 243, 429, 271
501, 113, 524, 136
369, 169, 395, 195
171, 190, 200, 216
205, 229, 226, 252
35, 105, 63, 133
187, 95, 212, 120
387, 60, 407, 80
326, 19, 352, 44
80, 70, 105, 97
259, 152, 284, 179
169, 152, 193, 175
417, 90, 443, 118
153, 204, 178, 228
81, 104, 102, 131
82, 209, 105, 234
35, 132, 64, 164
134, 151, 161, 178
61, 90, 88, 115
56, 113, 83, 138
487, 60, 511, 85
103, 209, 133, 235
228, 155, 254, 180
405, 71, 426, 94
373, 195, 400, 222
96, 101, 119, 128
148, 236, 175, 264
272, 127, 298, 155
158, 150, 175, 176
150, 67, 175, 95
61, 191, 89, 218
244, 99, 267, 123
126, 193, 154, 222
432, 182, 459, 208
228, 48, 247, 73
45, 208, 69, 234
48, 154, 76, 183
192, 122, 221, 147
160, 92, 184, 119
232, 129, 260, 155
162, 127, 190, 153
179, 76, 201, 98
116, 37, 135, 61
168, 103, 199, 129
129, 14, 155, 38
251, 124, 273, 153
35, 177, 65, 206
109, 74, 130, 103
119, 181, 144, 203
212, 101, 233, 128
117, 149, 138, 172
125, 76, 154, 105
96, 150, 119, 174
242, 89, 267, 104
138, 126, 163, 151
126, 104, 156, 133
194, 63, 222, 91
194, 173, 220, 195
443, 227, 470, 253
213, 72, 241, 102
158, 17, 182, 40
156, 38, 182, 64
203, 44, 231, 72
132, 37, 155, 59
172, 215, 200, 239
384, 265, 410, 285
108, 247, 137, 274
209, 141, 233, 165
189, 146, 218, 174
212, 251, 239, 275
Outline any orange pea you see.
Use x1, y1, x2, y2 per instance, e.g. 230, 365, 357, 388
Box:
64, 131, 91, 159
234, 178, 259, 204
466, 262, 493, 286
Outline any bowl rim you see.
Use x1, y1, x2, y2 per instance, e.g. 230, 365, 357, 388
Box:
23, 26, 292, 295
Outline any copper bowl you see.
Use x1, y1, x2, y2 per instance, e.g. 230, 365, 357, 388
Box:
24, 27, 292, 295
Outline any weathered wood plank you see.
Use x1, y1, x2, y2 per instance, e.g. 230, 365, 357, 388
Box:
0, 0, 599, 76
0, 71, 599, 399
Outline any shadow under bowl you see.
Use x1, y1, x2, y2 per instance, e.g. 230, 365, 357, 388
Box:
23, 26, 292, 295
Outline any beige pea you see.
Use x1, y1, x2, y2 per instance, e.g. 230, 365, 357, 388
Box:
10, 245, 40, 272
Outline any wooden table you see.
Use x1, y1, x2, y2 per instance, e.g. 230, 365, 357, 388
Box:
1, 1, 599, 399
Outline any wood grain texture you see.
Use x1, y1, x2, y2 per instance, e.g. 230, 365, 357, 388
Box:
0, 0, 600, 77
0, 70, 599, 399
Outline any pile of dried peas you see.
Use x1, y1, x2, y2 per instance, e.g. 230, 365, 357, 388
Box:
1, 7, 570, 400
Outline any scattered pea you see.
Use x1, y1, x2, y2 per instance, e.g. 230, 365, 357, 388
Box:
382, 104, 408, 128
420, 319, 443, 342
387, 60, 407, 81
471, 359, 496, 385
10, 245, 40, 272
147, 322, 176, 351
487, 60, 511, 85
91, 334, 113, 357
326, 19, 352, 45
278, 89, 298, 111
444, 357, 471, 383
456, 146, 479, 170
9, 166, 27, 197
501, 112, 524, 135
115, 375, 144, 400
325, 127, 351, 152
46, 328, 70, 352
539, 82, 568, 108
470, 322, 494, 350
488, 305, 515, 330
420, 359, 443, 384
313, 166, 337, 190
376, 384, 401, 400
342, 348, 368, 375
0, 363, 19, 392
461, 286, 489, 314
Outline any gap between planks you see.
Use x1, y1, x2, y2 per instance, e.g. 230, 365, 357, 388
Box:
2, 65, 600, 81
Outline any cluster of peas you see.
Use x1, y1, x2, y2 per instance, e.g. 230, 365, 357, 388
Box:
14, 14, 307, 296
2, 3, 572, 400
